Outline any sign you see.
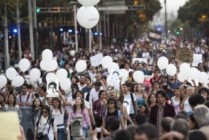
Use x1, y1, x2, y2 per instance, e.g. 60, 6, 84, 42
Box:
176, 48, 193, 63
192, 54, 203, 66
90, 53, 103, 67
132, 58, 147, 64
46, 78, 59, 97
71, 117, 83, 137
149, 30, 161, 41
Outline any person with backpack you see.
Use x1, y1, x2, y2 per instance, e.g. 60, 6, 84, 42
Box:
34, 105, 58, 140
67, 96, 91, 139
102, 98, 125, 136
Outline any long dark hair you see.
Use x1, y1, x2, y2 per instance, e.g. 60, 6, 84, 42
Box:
147, 93, 156, 107
107, 98, 118, 110
52, 97, 63, 114
7, 94, 16, 107
36, 105, 51, 127
73, 97, 85, 113
32, 97, 42, 109
0, 94, 6, 106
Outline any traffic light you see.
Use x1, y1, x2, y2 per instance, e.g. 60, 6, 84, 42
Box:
176, 31, 180, 35
36, 8, 41, 13
133, 0, 139, 5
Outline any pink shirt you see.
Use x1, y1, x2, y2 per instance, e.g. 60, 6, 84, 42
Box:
67, 108, 91, 128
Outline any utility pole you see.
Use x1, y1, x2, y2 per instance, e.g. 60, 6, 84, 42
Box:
4, 1, 9, 70
33, 0, 38, 59
164, 0, 168, 39
17, 0, 22, 60
28, 0, 35, 59
73, 5, 78, 52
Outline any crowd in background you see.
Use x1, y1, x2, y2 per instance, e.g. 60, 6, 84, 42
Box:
1, 39, 209, 140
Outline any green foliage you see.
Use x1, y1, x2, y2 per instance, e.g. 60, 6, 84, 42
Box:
178, 0, 209, 37
0, 0, 25, 23
178, 0, 209, 26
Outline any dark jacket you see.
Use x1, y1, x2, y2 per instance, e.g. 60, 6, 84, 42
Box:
149, 103, 176, 125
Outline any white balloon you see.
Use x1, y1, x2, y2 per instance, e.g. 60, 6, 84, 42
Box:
198, 72, 208, 83
77, 6, 100, 29
179, 63, 190, 79
166, 64, 177, 76
60, 78, 71, 91
0, 75, 7, 89
42, 49, 53, 60
40, 60, 48, 71
119, 69, 129, 84
157, 56, 169, 70
70, 50, 76, 56
189, 67, 200, 80
56, 69, 68, 80
177, 72, 186, 82
180, 63, 190, 73
133, 71, 144, 83
12, 75, 24, 87
6, 67, 18, 81
29, 68, 41, 82
75, 60, 87, 72
102, 56, 113, 68
19, 58, 31, 72
78, 0, 100, 6
47, 60, 58, 72
46, 73, 56, 80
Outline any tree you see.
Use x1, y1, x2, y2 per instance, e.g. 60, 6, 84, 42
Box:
124, 0, 162, 40
178, 0, 209, 38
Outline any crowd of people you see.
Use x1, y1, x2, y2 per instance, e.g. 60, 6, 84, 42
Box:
1, 39, 209, 140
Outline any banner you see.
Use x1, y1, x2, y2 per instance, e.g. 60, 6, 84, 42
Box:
176, 48, 193, 63
132, 58, 147, 64
90, 53, 103, 67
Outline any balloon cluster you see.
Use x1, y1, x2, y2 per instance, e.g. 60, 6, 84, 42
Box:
77, 0, 100, 29
1, 58, 32, 88
157, 56, 209, 86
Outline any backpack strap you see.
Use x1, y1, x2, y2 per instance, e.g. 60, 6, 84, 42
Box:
130, 93, 137, 114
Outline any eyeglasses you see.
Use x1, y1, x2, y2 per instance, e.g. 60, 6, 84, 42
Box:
42, 111, 48, 114
108, 101, 114, 104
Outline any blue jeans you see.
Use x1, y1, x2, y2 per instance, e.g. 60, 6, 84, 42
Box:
83, 127, 89, 138
57, 128, 65, 140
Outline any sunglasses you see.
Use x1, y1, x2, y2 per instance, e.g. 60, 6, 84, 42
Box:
42, 110, 48, 114
108, 101, 114, 104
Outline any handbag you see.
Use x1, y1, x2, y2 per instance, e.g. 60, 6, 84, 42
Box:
36, 120, 51, 140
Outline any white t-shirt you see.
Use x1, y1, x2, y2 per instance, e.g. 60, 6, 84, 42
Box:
184, 98, 192, 113
35, 116, 57, 140
171, 97, 180, 114
51, 108, 65, 129
123, 93, 137, 114
78, 83, 86, 91
142, 52, 150, 59
89, 88, 100, 107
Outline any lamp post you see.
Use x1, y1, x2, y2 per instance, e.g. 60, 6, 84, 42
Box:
164, 0, 168, 39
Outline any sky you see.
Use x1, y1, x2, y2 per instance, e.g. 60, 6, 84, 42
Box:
159, 0, 188, 14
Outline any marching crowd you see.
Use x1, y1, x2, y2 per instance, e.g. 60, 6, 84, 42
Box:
1, 40, 209, 140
